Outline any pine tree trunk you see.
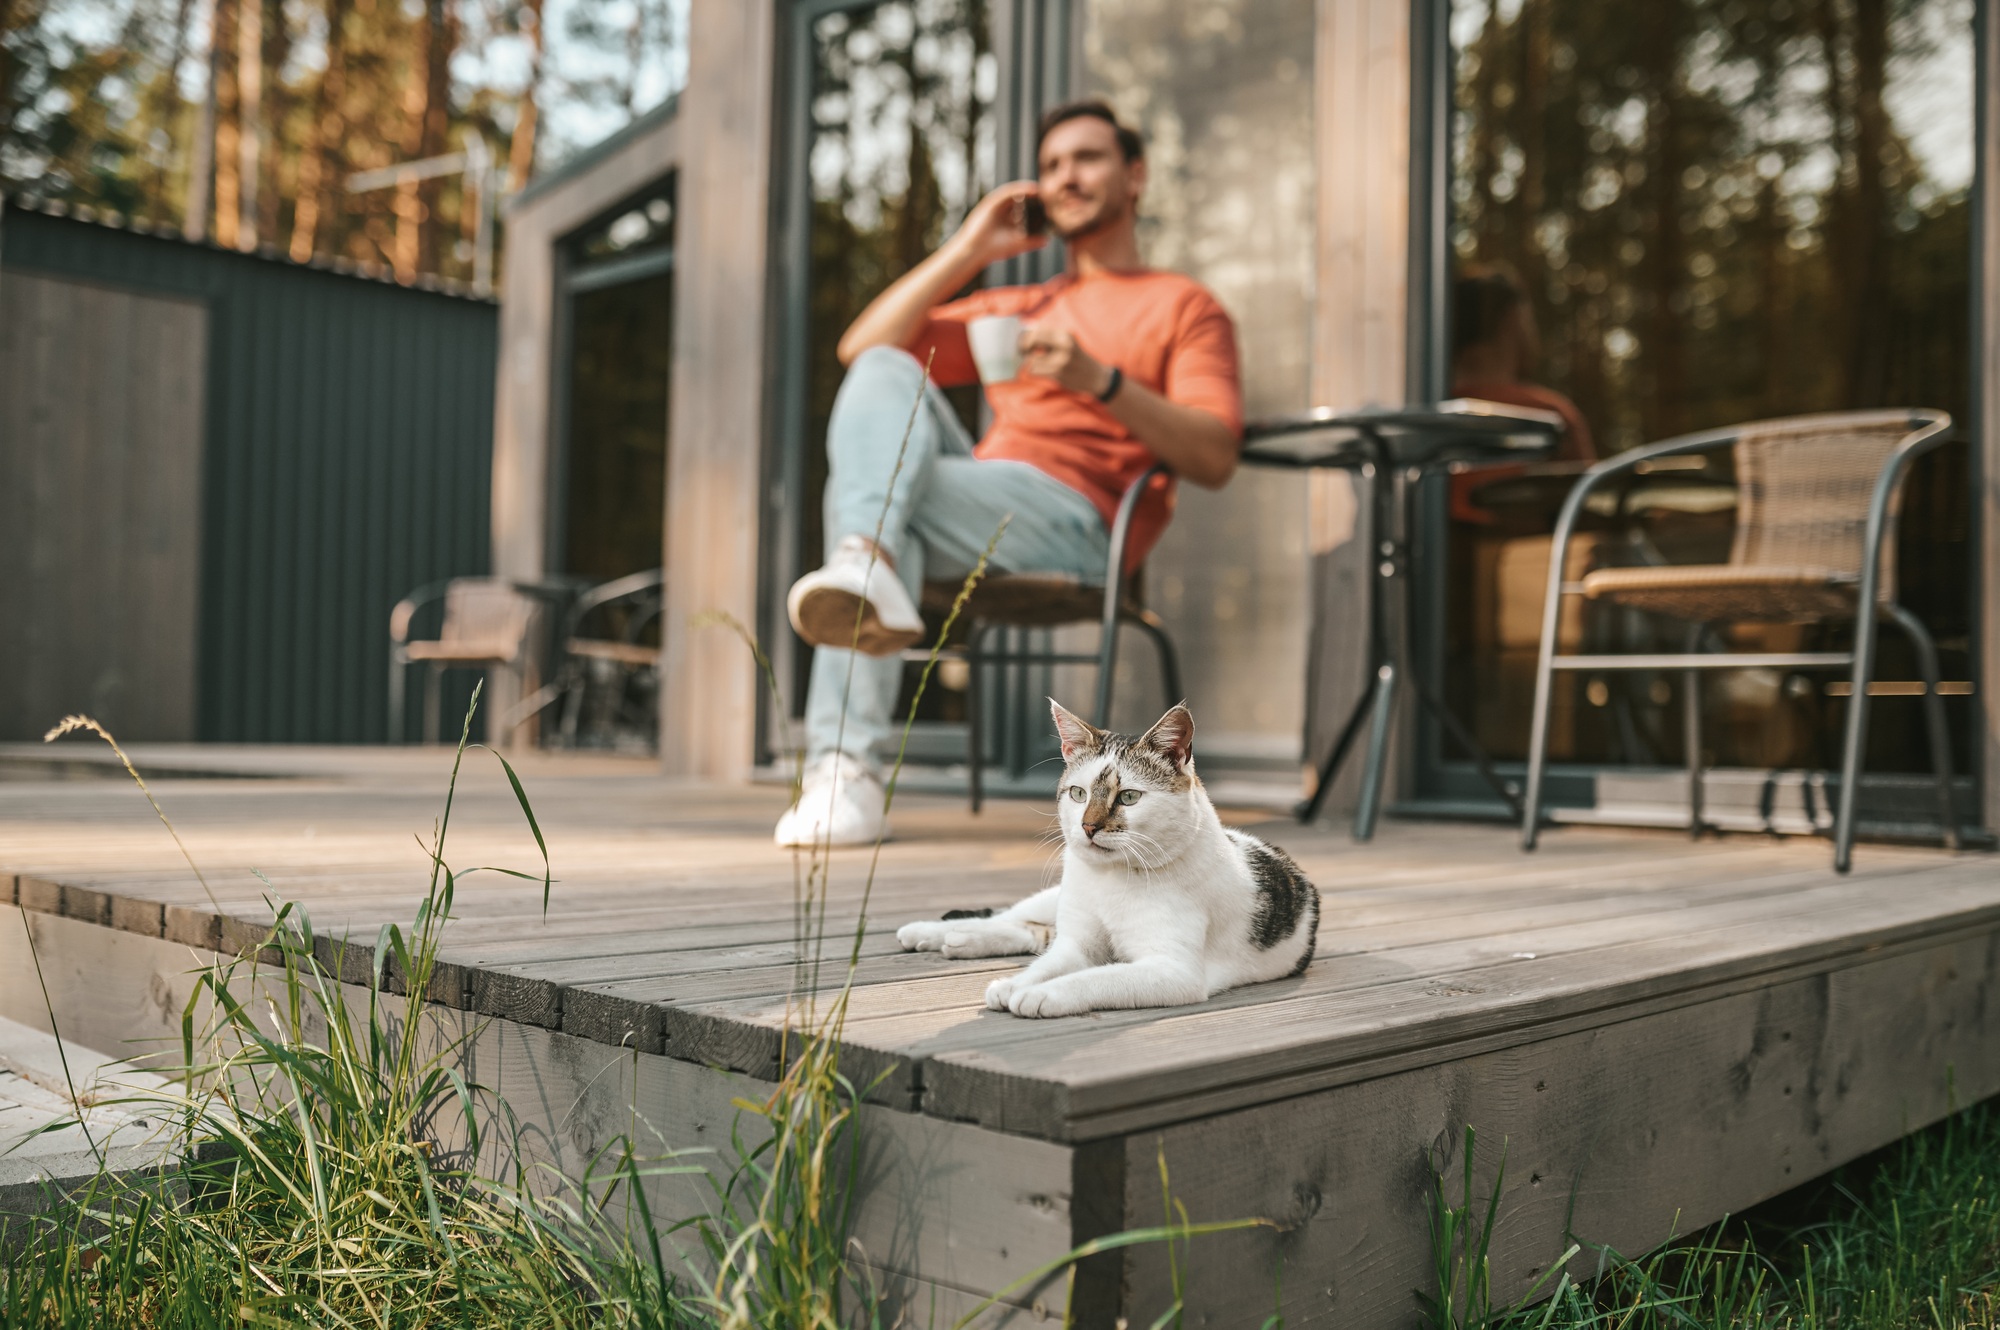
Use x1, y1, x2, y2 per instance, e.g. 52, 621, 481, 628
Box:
417, 0, 454, 274
185, 0, 221, 240
257, 0, 292, 245
1845, 0, 1891, 406
289, 0, 351, 261
235, 0, 261, 249
506, 0, 544, 193
393, 0, 452, 280
211, 0, 242, 250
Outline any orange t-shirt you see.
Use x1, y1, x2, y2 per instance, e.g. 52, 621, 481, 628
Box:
910, 269, 1243, 570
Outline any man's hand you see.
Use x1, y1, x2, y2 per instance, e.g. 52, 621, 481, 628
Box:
1018, 325, 1239, 488
837, 181, 1045, 364
950, 182, 1050, 268
1018, 325, 1113, 397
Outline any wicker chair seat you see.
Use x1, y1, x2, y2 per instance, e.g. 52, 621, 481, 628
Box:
403, 638, 520, 664
1580, 563, 1861, 623
920, 573, 1139, 628
566, 638, 660, 668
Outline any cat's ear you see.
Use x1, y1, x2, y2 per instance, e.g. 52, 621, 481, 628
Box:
1049, 699, 1104, 763
1140, 703, 1196, 770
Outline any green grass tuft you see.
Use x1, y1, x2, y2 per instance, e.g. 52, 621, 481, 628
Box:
2, 687, 704, 1329
1422, 1101, 2000, 1330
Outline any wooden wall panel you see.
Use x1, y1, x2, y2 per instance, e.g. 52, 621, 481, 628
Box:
0, 272, 206, 740
1303, 0, 1413, 811
659, 0, 779, 780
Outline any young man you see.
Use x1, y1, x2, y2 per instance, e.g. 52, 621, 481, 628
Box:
776, 99, 1243, 848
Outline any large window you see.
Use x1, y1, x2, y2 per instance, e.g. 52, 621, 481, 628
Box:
557, 178, 676, 584
1443, 0, 1975, 801
775, 0, 998, 734
1083, 0, 1316, 763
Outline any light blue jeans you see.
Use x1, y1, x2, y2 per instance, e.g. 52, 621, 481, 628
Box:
806, 346, 1110, 766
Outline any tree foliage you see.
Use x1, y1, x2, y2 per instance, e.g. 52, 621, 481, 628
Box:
0, 0, 687, 287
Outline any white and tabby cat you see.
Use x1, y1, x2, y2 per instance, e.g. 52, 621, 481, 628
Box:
897, 701, 1319, 1019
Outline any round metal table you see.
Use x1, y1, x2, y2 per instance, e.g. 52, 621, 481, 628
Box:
1242, 399, 1564, 836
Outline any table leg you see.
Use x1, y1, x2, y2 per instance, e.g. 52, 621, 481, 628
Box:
1354, 662, 1399, 840
1297, 669, 1379, 823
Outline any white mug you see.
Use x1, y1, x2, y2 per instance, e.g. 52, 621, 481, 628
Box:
966, 314, 1023, 384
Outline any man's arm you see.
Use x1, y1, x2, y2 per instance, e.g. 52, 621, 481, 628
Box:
837, 182, 1046, 366
1017, 327, 1240, 488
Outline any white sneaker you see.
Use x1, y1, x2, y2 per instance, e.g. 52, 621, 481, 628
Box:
786, 535, 925, 657
774, 753, 890, 849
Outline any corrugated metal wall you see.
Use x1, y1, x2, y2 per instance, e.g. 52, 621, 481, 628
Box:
0, 202, 498, 743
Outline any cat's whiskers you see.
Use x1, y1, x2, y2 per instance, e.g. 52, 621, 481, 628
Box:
1120, 827, 1172, 872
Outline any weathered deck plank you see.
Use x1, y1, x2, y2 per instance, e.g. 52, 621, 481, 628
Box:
3, 744, 1998, 1326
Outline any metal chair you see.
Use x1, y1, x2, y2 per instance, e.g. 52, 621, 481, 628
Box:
552, 569, 664, 747
475, 569, 665, 749
918, 463, 1182, 812
1519, 409, 1960, 872
388, 578, 539, 743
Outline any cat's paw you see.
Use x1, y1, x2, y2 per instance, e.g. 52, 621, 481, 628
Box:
983, 975, 1021, 1011
941, 926, 1028, 959
897, 921, 951, 952
1007, 984, 1089, 1019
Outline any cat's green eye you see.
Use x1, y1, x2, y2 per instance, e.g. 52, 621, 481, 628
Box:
1068, 785, 1087, 802
1116, 789, 1142, 806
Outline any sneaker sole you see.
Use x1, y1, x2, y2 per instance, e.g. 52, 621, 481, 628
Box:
790, 585, 923, 657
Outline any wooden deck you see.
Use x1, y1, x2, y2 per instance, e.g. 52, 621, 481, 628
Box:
1, 743, 1996, 1326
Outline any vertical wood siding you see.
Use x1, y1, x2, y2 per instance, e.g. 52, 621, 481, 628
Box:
0, 272, 207, 741
0, 205, 498, 743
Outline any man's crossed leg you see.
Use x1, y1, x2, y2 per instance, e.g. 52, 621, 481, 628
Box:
777, 346, 1108, 848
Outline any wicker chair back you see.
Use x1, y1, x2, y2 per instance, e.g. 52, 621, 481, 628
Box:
1730, 415, 1916, 602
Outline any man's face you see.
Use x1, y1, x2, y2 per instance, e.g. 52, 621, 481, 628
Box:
1036, 116, 1145, 241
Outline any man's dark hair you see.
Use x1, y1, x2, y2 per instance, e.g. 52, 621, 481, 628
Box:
1452, 264, 1527, 357
1036, 100, 1144, 163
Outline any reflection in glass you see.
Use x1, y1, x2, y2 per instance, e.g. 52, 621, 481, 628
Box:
791, 0, 997, 718
562, 178, 676, 585
1446, 0, 1973, 783
1084, 0, 1315, 754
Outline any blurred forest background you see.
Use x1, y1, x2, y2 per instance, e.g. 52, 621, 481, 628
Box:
0, 0, 687, 285
1447, 0, 1978, 774
1452, 0, 1973, 453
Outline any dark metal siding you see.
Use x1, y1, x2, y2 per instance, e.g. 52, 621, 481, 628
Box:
0, 204, 497, 743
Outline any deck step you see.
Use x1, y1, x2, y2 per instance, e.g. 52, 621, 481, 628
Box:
0, 1016, 177, 1222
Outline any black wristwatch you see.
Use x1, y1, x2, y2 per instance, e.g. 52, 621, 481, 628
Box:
1095, 365, 1124, 403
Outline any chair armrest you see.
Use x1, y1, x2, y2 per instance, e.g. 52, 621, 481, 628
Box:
564, 568, 666, 641
1530, 423, 1745, 672
389, 580, 453, 645
1104, 463, 1172, 590
1857, 412, 1955, 613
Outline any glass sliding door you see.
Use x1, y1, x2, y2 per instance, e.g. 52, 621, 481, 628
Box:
1080, 0, 1316, 777
1429, 0, 1977, 831
554, 178, 676, 585
548, 178, 676, 751
767, 0, 998, 758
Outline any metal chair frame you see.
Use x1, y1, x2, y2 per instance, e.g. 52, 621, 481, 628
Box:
555, 569, 665, 748
919, 463, 1182, 812
1518, 408, 1960, 872
489, 569, 666, 748
387, 577, 538, 744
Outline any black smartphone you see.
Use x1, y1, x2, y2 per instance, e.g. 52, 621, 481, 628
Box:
1020, 195, 1048, 237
